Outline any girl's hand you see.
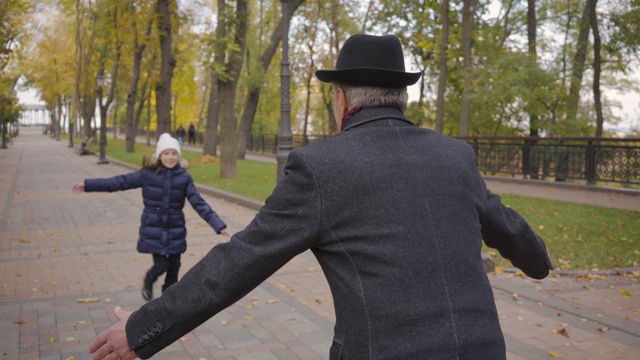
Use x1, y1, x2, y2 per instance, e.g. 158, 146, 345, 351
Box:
72, 183, 85, 193
220, 229, 230, 237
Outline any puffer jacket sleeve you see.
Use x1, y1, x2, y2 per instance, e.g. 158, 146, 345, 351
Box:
185, 176, 227, 234
84, 170, 144, 193
479, 183, 554, 279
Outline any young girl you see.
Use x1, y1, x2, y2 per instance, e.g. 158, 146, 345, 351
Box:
72, 133, 228, 301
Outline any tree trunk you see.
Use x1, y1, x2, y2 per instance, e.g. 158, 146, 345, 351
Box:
236, 90, 260, 158
112, 96, 118, 139
203, 0, 227, 157
218, 0, 249, 178
134, 82, 150, 135
590, 0, 603, 137
97, 6, 121, 147
567, 0, 593, 123
219, 80, 240, 178
74, 0, 97, 142
125, 1, 153, 153
125, 49, 142, 152
154, 0, 175, 137
202, 72, 219, 155
435, 0, 449, 133
459, 0, 475, 136
527, 0, 540, 137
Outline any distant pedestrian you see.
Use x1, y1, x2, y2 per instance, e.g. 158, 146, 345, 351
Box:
175, 125, 186, 146
187, 122, 196, 146
72, 133, 229, 301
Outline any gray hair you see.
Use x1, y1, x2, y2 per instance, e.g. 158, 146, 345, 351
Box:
335, 83, 409, 112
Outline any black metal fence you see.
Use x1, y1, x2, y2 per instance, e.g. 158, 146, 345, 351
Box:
460, 137, 640, 186
247, 133, 640, 186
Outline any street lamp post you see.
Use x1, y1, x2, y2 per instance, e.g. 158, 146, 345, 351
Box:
276, 0, 293, 182
96, 71, 109, 164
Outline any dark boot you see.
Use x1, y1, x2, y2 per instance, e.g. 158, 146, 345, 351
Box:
142, 277, 153, 301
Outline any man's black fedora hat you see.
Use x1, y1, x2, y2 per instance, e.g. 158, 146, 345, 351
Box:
315, 34, 421, 87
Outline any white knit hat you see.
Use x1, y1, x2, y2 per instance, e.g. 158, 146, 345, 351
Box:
155, 133, 181, 159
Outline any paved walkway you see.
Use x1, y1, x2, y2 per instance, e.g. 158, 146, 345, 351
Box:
0, 127, 638, 360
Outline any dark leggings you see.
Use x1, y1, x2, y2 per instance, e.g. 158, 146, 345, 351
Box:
146, 254, 181, 292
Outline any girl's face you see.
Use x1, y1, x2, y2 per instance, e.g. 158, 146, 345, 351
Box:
159, 149, 179, 169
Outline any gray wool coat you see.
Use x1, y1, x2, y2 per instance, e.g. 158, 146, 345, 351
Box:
126, 107, 552, 359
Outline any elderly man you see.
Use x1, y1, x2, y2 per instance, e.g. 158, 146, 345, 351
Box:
89, 34, 552, 360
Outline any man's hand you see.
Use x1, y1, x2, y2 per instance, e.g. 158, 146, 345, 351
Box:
89, 306, 137, 360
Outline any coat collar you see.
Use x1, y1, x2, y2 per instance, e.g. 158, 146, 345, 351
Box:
342, 107, 415, 132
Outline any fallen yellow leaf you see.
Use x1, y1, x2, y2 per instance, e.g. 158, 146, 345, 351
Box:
548, 352, 559, 358
49, 337, 56, 343
620, 289, 632, 299
514, 271, 527, 278
266, 299, 281, 305
19, 236, 29, 243
243, 315, 253, 320
76, 297, 100, 303
494, 266, 504, 275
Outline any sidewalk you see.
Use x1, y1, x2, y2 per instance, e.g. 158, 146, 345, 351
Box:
0, 127, 638, 360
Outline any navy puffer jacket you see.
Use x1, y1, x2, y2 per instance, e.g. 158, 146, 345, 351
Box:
84, 164, 226, 255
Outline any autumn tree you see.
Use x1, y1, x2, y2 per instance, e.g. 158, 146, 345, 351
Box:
21, 4, 77, 141
124, 0, 154, 152
566, 0, 595, 125
94, 1, 124, 147
235, 0, 305, 159
0, 0, 31, 103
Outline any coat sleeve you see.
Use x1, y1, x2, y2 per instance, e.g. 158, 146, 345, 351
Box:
84, 171, 144, 193
479, 182, 553, 279
125, 150, 323, 359
185, 177, 227, 233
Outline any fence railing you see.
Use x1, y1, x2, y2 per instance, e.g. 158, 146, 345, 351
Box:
459, 136, 640, 186
247, 134, 640, 186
